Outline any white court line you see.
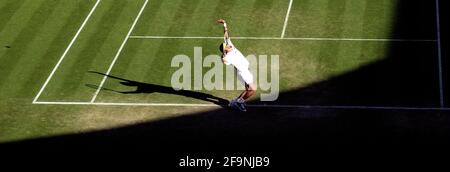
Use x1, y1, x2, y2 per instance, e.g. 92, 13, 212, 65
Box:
32, 101, 450, 111
128, 35, 437, 42
90, 0, 149, 103
281, 0, 294, 38
435, 0, 444, 107
32, 0, 101, 103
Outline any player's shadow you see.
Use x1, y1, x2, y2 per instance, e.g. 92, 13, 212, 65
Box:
87, 71, 229, 106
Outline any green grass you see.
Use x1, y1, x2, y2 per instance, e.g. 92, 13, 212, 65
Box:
0, 0, 438, 142
287, 0, 396, 38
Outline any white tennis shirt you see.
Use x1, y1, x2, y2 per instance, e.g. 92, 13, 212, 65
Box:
222, 38, 250, 73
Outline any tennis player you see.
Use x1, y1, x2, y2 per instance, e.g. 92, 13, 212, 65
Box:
217, 19, 256, 112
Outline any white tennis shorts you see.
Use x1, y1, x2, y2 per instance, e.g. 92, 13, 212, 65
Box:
237, 69, 254, 85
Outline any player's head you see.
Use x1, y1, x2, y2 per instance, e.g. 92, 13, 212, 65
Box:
219, 43, 225, 53
219, 43, 232, 53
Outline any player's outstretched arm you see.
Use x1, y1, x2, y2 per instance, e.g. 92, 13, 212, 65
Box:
217, 19, 229, 39
217, 19, 230, 64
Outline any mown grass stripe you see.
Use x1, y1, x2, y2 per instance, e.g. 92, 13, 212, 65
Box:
52, 0, 128, 99
107, 0, 165, 83
132, 0, 163, 36
362, 0, 386, 40
32, 0, 101, 103
16, 1, 95, 98
90, 0, 149, 102
340, 1, 366, 39
0, 0, 26, 34
142, 0, 201, 85
137, 0, 182, 36
250, 0, 277, 36
0, 0, 45, 60
0, 0, 58, 89
3, 0, 73, 98
182, 0, 221, 36
315, 0, 348, 74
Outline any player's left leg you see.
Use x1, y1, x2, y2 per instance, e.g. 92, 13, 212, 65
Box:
238, 70, 255, 101
230, 69, 255, 111
235, 75, 255, 111
234, 83, 255, 111
241, 83, 256, 100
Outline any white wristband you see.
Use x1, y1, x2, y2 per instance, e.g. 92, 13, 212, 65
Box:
223, 23, 227, 28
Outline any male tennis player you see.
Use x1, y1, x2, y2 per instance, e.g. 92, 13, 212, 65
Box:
217, 19, 256, 112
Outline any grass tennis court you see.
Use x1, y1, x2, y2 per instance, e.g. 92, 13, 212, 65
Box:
0, 0, 445, 146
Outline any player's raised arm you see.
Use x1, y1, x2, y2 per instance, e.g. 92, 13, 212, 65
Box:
217, 19, 229, 40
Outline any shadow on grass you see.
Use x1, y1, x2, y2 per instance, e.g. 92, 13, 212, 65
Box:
86, 71, 229, 106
